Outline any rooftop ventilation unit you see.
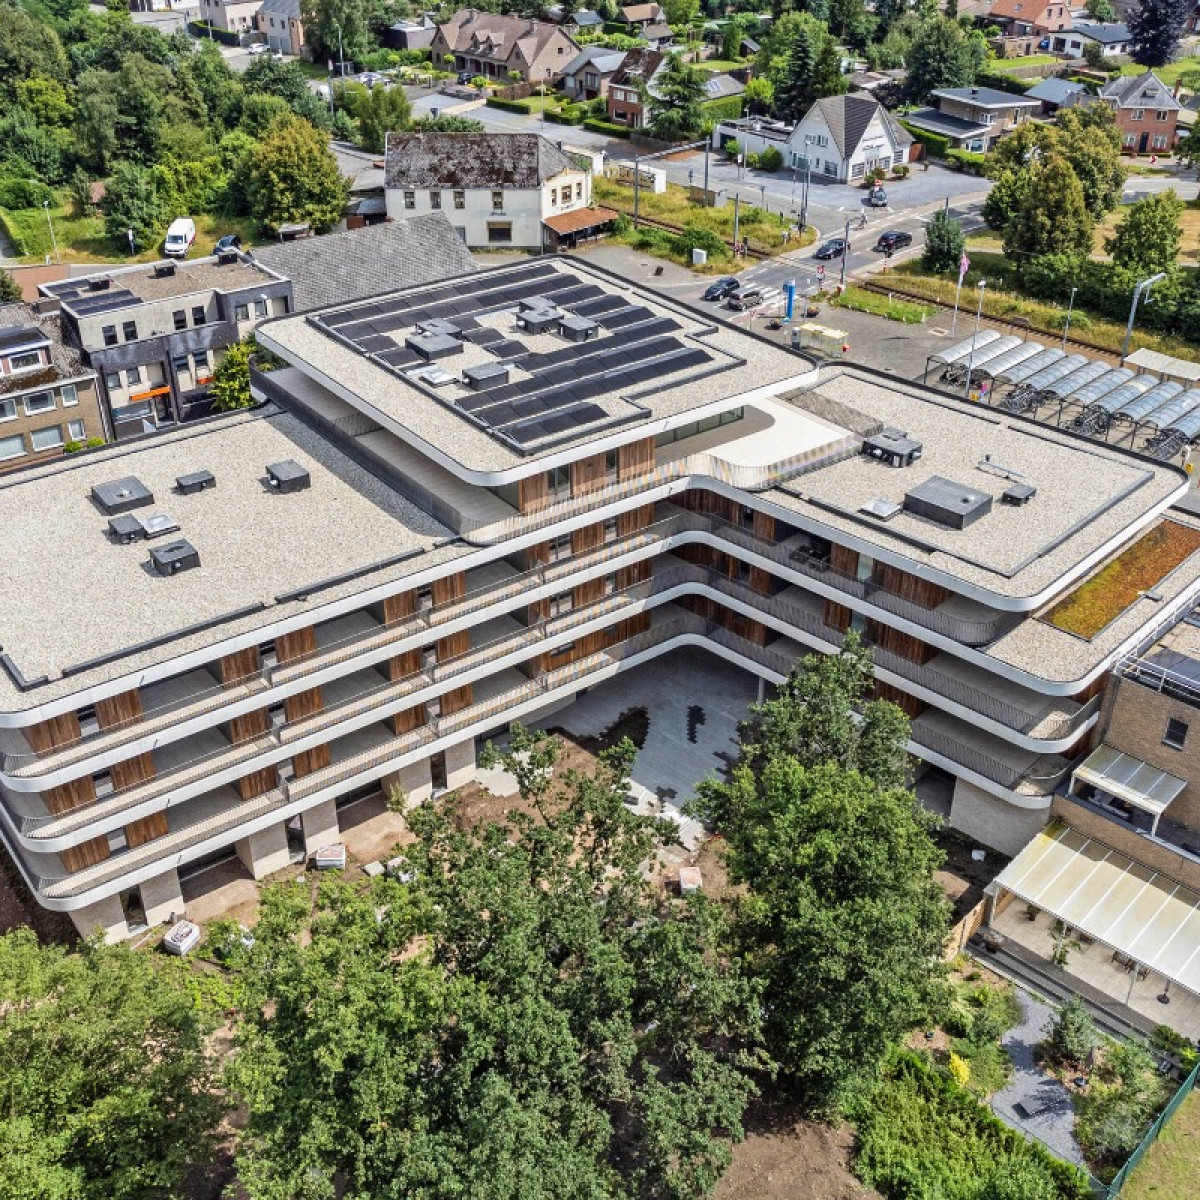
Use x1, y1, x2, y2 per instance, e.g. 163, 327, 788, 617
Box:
108, 514, 144, 544
859, 497, 903, 521
266, 460, 310, 493
154, 262, 177, 278
92, 475, 155, 515
176, 469, 215, 495
903, 476, 993, 530
517, 306, 563, 335
417, 317, 461, 339
216, 251, 239, 266
138, 513, 181, 538
405, 331, 463, 361
150, 539, 200, 577
862, 426, 922, 468
558, 313, 599, 343
1002, 482, 1037, 506
463, 361, 511, 390
407, 364, 456, 387
87, 277, 111, 292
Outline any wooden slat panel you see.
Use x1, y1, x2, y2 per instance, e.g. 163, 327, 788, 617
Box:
747, 566, 772, 596
436, 629, 469, 662
525, 542, 550, 569
616, 560, 651, 590
571, 453, 607, 497
830, 542, 859, 577
109, 752, 156, 792
824, 599, 852, 633
387, 646, 422, 682
751, 509, 776, 544
284, 686, 324, 725
618, 437, 655, 481
125, 811, 169, 847
228, 706, 270, 746
432, 572, 466, 606
95, 688, 144, 730
873, 563, 950, 609
439, 684, 474, 715
44, 776, 96, 817
219, 646, 260, 686
62, 836, 110, 872
572, 577, 605, 607
868, 621, 936, 665
276, 626, 318, 665
26, 711, 82, 755
235, 767, 278, 800
874, 679, 927, 718
390, 705, 425, 735
518, 472, 549, 514
571, 521, 604, 556
617, 504, 654, 536
293, 743, 332, 778
383, 589, 417, 624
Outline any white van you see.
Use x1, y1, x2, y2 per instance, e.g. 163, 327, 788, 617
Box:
164, 217, 196, 258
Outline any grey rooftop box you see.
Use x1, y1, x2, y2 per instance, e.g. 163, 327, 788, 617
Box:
150, 539, 200, 576
266, 459, 311, 493
92, 476, 155, 515
903, 475, 993, 530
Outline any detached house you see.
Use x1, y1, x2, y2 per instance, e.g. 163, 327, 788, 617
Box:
987, 0, 1072, 34
606, 49, 668, 129
904, 86, 1039, 152
1092, 70, 1181, 154
787, 94, 912, 181
561, 45, 627, 100
620, 3, 666, 30
431, 10, 580, 82
256, 0, 305, 57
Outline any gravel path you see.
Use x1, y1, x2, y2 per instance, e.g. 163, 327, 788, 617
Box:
990, 988, 1087, 1167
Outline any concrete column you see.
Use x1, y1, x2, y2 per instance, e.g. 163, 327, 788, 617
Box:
301, 799, 340, 857
139, 868, 185, 928
68, 893, 128, 943
757, 677, 766, 704
383, 758, 433, 809
444, 738, 476, 791
235, 822, 292, 880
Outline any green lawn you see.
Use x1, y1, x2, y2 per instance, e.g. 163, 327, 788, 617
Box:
1123, 1089, 1200, 1200
0, 195, 256, 265
696, 59, 746, 73
1120, 55, 1200, 87
992, 54, 1059, 70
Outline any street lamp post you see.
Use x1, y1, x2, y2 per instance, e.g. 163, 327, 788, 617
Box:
1120, 272, 1166, 365
799, 135, 813, 234
963, 280, 988, 400
42, 200, 59, 265
839, 216, 850, 288
1061, 285, 1078, 350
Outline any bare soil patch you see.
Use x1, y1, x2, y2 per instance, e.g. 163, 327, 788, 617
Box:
0, 847, 76, 944
931, 827, 1009, 923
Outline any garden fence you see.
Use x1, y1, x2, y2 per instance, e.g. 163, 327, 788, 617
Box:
1105, 1057, 1200, 1196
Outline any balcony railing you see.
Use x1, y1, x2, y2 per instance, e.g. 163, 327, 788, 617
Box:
1114, 653, 1200, 710
909, 720, 1072, 794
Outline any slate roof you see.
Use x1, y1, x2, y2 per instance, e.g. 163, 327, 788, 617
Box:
704, 73, 745, 100
1025, 77, 1088, 106
1072, 22, 1131, 44
1101, 69, 1180, 111
562, 45, 626, 77
573, 9, 604, 24
251, 215, 476, 313
384, 132, 577, 190
807, 93, 912, 159
258, 0, 300, 16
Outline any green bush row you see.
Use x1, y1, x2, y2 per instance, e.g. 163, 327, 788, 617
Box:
974, 70, 1034, 95
946, 147, 987, 173
485, 97, 533, 114
0, 210, 30, 257
583, 117, 631, 138
898, 121, 950, 159
544, 106, 586, 126
700, 95, 744, 123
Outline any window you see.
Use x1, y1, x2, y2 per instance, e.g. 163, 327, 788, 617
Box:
547, 464, 571, 497
126, 367, 141, 386
430, 190, 441, 209
30, 425, 63, 451
823, 161, 836, 176
172, 354, 190, 374
60, 383, 77, 407
1153, 134, 1168, 150
0, 399, 15, 421
67, 419, 85, 440
605, 448, 618, 478
23, 391, 54, 416
0, 434, 25, 461
551, 188, 558, 205
548, 532, 573, 562
122, 320, 137, 342
850, 162, 865, 179
104, 372, 122, 391
102, 325, 118, 346
575, 181, 582, 200
1132, 107, 1144, 120
487, 222, 513, 243
1165, 718, 1189, 749
194, 350, 209, 370
192, 306, 207, 325
453, 190, 465, 209
234, 303, 249, 321
254, 298, 268, 318
403, 190, 416, 209
1157, 109, 1170, 121
491, 190, 504, 213
1123, 132, 1136, 148
603, 516, 618, 542
549, 592, 572, 617
172, 310, 187, 331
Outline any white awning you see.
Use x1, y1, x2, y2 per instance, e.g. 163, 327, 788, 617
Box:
1072, 743, 1185, 826
1125, 348, 1200, 384
994, 824, 1200, 996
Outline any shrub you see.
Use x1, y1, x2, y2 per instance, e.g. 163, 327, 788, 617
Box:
724, 138, 741, 163
485, 97, 533, 114
759, 146, 783, 172
899, 121, 950, 159
1043, 997, 1098, 1067
0, 177, 54, 209
946, 148, 987, 173
893, 164, 910, 179
583, 117, 631, 138
949, 1051, 971, 1087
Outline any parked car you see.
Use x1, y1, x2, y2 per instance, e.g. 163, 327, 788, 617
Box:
213, 233, 242, 254
702, 277, 740, 302
868, 186, 888, 208
813, 238, 846, 260
457, 70, 476, 84
874, 230, 912, 254
247, 42, 270, 56
164, 217, 196, 258
727, 288, 764, 311
359, 72, 385, 87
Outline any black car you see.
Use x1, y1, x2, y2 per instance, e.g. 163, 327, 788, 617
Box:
868, 186, 888, 208
213, 234, 242, 254
874, 230, 913, 253
814, 238, 847, 260
702, 277, 740, 301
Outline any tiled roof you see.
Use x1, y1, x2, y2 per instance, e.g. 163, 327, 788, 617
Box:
807, 93, 912, 159
562, 45, 626, 76
542, 206, 618, 234
384, 133, 577, 190
610, 48, 667, 87
251, 215, 476, 313
435, 9, 575, 62
1101, 69, 1180, 111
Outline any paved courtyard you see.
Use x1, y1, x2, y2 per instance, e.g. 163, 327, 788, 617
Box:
533, 646, 762, 848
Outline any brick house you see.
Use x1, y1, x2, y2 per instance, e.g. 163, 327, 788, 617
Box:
430, 9, 580, 82
986, 0, 1072, 35
606, 48, 667, 129
1097, 70, 1181, 155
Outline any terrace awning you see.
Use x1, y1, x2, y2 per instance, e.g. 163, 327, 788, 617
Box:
993, 823, 1200, 996
1071, 743, 1185, 832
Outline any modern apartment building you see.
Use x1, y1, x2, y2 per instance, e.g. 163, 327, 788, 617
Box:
39, 255, 293, 439
1, 256, 1197, 945
0, 303, 105, 473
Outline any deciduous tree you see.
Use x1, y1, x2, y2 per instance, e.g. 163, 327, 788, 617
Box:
1127, 0, 1190, 68
245, 113, 348, 233
923, 207, 966, 274
1107, 190, 1184, 275
100, 161, 170, 252
904, 16, 984, 103
356, 83, 412, 152
0, 270, 22, 303
210, 338, 257, 411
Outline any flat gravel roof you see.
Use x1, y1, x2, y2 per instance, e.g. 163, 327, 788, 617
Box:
0, 406, 463, 707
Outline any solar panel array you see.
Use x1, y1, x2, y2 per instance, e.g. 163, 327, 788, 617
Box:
310, 262, 722, 453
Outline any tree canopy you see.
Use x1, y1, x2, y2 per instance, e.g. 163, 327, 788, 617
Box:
1107, 191, 1184, 276
647, 53, 708, 142
245, 113, 348, 234
1127, 0, 1190, 67
905, 17, 985, 103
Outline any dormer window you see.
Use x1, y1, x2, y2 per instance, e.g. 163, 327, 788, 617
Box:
6, 350, 42, 372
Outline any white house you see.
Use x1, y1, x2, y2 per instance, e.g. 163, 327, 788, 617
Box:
1050, 22, 1133, 58
716, 94, 912, 182
384, 132, 613, 251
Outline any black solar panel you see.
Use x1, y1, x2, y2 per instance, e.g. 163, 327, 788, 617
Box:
69, 289, 140, 316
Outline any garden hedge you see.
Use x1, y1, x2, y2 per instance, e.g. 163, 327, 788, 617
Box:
485, 97, 533, 114
898, 121, 950, 159
583, 117, 632, 138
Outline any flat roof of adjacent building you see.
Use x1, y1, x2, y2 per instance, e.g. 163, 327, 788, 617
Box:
0, 406, 464, 707
0, 304, 91, 393
764, 368, 1188, 601
258, 256, 810, 477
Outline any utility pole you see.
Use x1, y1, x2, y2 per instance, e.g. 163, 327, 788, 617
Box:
1061, 286, 1078, 350
633, 152, 641, 227
963, 280, 988, 400
839, 216, 850, 288
42, 200, 60, 265
732, 193, 740, 251
1120, 272, 1166, 365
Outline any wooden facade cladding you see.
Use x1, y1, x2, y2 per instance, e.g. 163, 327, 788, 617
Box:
618, 438, 655, 481
25, 711, 84, 756
616, 559, 651, 591
219, 646, 260, 687
571, 520, 605, 557
439, 684, 474, 716
830, 542, 860, 578
217, 647, 277, 800
62, 830, 111, 873
873, 679, 928, 718
572, 452, 608, 497
99, 688, 168, 848
383, 589, 416, 626
618, 504, 654, 537
386, 646, 422, 682
276, 627, 331, 779
868, 621, 937, 665
389, 705, 425, 736
436, 629, 469, 664
679, 596, 769, 647
873, 562, 950, 609
823, 599, 852, 633
518, 472, 549, 514
432, 572, 466, 607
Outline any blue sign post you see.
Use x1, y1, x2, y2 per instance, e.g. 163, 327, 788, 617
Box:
784, 279, 796, 321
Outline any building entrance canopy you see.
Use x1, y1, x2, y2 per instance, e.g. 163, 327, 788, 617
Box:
993, 824, 1200, 997
1071, 743, 1185, 834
